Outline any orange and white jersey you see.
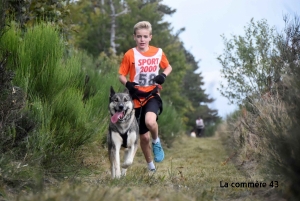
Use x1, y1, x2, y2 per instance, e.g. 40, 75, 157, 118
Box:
119, 46, 169, 108
132, 47, 162, 87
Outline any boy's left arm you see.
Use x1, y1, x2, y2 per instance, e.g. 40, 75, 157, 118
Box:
153, 65, 172, 85
162, 65, 172, 77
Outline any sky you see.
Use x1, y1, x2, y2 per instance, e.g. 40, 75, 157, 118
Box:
162, 0, 300, 118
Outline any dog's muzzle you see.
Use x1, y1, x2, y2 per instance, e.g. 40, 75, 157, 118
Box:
110, 103, 130, 123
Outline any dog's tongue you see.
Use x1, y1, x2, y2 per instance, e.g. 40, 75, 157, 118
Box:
111, 112, 123, 123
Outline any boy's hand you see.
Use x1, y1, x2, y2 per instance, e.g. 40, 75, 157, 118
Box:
153, 73, 166, 85
125, 81, 139, 94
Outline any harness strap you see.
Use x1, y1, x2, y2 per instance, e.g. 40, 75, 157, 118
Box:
131, 86, 160, 126
120, 131, 128, 148
113, 113, 133, 148
117, 87, 161, 148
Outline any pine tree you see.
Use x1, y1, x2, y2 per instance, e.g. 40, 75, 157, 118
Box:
182, 47, 220, 129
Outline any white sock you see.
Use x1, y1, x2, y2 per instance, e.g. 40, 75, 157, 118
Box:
148, 161, 155, 170
152, 137, 160, 144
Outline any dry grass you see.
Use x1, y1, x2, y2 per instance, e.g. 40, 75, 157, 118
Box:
9, 134, 284, 201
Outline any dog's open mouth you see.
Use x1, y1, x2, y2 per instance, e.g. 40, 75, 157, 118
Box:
111, 110, 127, 123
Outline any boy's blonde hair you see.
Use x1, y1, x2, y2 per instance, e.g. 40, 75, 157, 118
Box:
133, 21, 152, 35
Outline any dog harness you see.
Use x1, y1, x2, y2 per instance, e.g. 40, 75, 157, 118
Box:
120, 131, 128, 148
130, 86, 163, 126
116, 115, 132, 148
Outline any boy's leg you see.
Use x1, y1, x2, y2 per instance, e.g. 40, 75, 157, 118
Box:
145, 112, 158, 140
139, 132, 152, 163
135, 107, 156, 170
145, 111, 164, 162
137, 97, 164, 164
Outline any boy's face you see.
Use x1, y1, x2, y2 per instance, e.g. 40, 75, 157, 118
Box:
133, 28, 152, 52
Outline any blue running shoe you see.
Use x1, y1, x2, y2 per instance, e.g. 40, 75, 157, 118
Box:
152, 142, 164, 162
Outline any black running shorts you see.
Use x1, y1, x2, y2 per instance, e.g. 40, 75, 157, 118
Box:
135, 97, 162, 135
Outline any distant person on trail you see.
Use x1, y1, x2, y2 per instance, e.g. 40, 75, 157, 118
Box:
196, 116, 204, 137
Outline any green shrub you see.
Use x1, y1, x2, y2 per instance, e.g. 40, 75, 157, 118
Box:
0, 22, 121, 172
158, 99, 184, 147
218, 16, 300, 201
203, 120, 222, 137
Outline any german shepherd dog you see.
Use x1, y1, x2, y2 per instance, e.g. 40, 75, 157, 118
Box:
107, 86, 139, 178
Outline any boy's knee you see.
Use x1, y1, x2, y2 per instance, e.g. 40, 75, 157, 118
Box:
145, 119, 157, 130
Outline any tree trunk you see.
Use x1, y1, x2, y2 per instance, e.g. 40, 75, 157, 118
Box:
109, 0, 117, 55
100, 0, 105, 14
109, 0, 128, 55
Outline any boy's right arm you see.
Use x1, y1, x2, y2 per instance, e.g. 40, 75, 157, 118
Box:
119, 74, 127, 85
119, 52, 129, 86
119, 51, 138, 93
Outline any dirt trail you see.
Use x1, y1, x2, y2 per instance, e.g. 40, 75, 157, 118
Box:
78, 134, 283, 201
15, 134, 284, 201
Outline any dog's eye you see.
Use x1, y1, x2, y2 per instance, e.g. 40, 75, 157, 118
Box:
114, 98, 119, 102
124, 98, 128, 102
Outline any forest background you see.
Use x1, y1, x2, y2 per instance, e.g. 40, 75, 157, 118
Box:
0, 0, 219, 190
1, 0, 300, 200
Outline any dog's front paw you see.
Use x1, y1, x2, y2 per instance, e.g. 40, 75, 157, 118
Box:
111, 167, 122, 179
121, 168, 127, 176
122, 160, 133, 168
112, 173, 121, 179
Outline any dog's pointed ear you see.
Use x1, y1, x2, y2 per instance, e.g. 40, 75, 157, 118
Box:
123, 88, 129, 94
110, 86, 115, 97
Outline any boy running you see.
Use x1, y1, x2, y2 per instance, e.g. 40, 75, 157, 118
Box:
118, 21, 172, 171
